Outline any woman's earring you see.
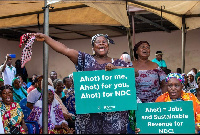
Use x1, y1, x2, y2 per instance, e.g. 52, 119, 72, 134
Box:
92, 48, 95, 55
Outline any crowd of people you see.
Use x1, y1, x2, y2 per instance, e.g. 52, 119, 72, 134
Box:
0, 33, 199, 134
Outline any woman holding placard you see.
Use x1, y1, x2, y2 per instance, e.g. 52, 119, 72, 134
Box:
155, 73, 200, 133
32, 33, 129, 134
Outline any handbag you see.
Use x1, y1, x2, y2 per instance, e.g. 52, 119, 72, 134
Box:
9, 124, 21, 134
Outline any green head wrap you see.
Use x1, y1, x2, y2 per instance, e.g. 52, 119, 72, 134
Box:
0, 78, 4, 82
12, 77, 20, 87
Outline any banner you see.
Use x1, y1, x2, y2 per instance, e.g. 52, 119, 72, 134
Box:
73, 68, 136, 114
136, 101, 195, 134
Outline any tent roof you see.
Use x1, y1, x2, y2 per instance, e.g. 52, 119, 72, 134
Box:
0, 0, 129, 28
0, 0, 179, 41
128, 1, 200, 31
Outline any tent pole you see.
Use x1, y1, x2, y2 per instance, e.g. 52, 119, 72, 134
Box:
182, 16, 186, 73
131, 13, 135, 61
42, 0, 49, 134
127, 27, 133, 61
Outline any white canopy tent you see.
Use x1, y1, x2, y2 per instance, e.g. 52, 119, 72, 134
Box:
0, 0, 130, 133
128, 0, 200, 72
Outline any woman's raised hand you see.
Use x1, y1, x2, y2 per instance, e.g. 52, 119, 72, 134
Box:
31, 33, 45, 41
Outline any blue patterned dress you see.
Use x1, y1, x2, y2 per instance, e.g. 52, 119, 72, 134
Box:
75, 51, 129, 134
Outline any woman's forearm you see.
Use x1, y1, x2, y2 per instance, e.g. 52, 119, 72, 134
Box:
35, 33, 79, 64
43, 35, 68, 56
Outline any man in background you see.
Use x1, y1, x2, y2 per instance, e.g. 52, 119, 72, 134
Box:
0, 54, 16, 85
152, 51, 167, 71
50, 71, 57, 82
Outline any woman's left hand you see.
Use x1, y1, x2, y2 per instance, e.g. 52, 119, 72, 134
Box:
105, 63, 116, 71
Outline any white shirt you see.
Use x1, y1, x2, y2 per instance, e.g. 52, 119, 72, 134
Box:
0, 65, 16, 85
27, 88, 41, 104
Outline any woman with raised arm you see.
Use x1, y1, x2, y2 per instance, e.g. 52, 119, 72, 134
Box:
33, 33, 129, 134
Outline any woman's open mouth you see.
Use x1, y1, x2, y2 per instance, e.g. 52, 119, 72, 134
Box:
99, 47, 105, 52
171, 92, 177, 96
5, 97, 11, 102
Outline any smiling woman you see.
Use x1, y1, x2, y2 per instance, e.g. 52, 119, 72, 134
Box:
0, 85, 27, 134
32, 33, 130, 134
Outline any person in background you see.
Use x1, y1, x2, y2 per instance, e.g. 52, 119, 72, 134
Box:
0, 85, 28, 134
187, 70, 198, 95
62, 77, 75, 115
182, 73, 190, 93
33, 33, 129, 134
12, 77, 27, 103
50, 71, 57, 82
15, 59, 28, 84
176, 68, 182, 74
0, 78, 4, 101
152, 51, 167, 71
191, 68, 198, 75
0, 54, 16, 85
26, 75, 43, 110
63, 76, 73, 95
27, 85, 74, 134
120, 52, 133, 67
53, 79, 66, 99
17, 75, 27, 90
155, 73, 200, 133
26, 74, 37, 90
27, 76, 74, 124
195, 72, 200, 101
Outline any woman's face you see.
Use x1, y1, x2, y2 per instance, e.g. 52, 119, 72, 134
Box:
188, 74, 194, 83
18, 76, 23, 83
48, 90, 54, 104
13, 79, 21, 89
167, 78, 183, 100
93, 36, 109, 56
184, 75, 188, 85
36, 77, 43, 89
56, 81, 64, 92
2, 89, 13, 105
136, 43, 150, 58
64, 78, 72, 89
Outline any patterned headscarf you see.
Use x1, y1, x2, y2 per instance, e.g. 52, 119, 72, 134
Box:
91, 34, 114, 46
48, 85, 55, 94
166, 73, 185, 84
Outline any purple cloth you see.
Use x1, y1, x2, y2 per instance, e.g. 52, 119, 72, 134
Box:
75, 51, 129, 134
135, 68, 166, 103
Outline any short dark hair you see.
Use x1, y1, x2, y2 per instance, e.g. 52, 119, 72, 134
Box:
0, 85, 13, 95
134, 41, 150, 60
63, 77, 70, 84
